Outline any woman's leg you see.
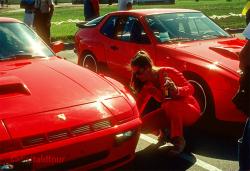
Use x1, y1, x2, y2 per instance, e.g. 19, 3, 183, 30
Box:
141, 108, 166, 135
161, 97, 200, 138
161, 97, 200, 154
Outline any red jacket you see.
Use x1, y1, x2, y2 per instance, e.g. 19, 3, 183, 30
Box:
136, 67, 198, 114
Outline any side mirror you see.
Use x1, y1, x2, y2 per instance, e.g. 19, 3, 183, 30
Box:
51, 41, 64, 53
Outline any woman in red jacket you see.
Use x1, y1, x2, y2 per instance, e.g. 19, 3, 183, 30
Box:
130, 51, 201, 155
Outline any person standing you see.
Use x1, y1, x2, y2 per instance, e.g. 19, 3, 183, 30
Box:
0, 0, 4, 7
33, 0, 54, 45
20, 0, 35, 27
83, 0, 100, 21
118, 0, 133, 11
234, 23, 250, 171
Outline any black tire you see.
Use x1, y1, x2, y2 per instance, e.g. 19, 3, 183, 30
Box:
183, 73, 215, 151
184, 73, 215, 122
82, 52, 98, 73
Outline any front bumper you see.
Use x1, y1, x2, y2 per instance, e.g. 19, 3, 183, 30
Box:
0, 118, 141, 170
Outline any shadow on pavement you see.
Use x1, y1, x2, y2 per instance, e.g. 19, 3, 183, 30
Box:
122, 144, 195, 171
119, 121, 243, 171
185, 121, 244, 161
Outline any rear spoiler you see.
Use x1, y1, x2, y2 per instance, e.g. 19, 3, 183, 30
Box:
76, 21, 97, 28
225, 28, 245, 34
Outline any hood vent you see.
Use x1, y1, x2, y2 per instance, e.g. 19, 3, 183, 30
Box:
72, 125, 91, 135
0, 76, 30, 97
209, 46, 240, 60
92, 120, 111, 131
18, 119, 112, 151
48, 130, 69, 141
22, 135, 46, 147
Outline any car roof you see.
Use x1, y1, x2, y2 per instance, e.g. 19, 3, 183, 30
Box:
109, 8, 200, 16
0, 17, 21, 23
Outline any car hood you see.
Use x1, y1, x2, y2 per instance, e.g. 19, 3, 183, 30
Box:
167, 38, 245, 73
0, 57, 120, 119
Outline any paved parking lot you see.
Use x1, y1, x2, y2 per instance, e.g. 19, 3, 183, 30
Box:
132, 126, 241, 171
56, 45, 244, 171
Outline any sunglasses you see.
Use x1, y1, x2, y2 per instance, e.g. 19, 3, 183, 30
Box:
133, 68, 146, 76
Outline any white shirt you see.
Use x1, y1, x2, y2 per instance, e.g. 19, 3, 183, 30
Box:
118, 0, 133, 11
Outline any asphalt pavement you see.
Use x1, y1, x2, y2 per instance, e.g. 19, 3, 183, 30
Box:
56, 39, 245, 170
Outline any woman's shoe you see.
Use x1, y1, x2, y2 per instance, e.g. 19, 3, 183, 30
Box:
168, 136, 186, 156
157, 129, 170, 146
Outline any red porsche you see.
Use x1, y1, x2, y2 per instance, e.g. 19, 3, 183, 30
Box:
0, 17, 141, 170
75, 9, 247, 124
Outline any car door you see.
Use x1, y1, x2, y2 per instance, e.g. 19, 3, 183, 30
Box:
100, 15, 155, 83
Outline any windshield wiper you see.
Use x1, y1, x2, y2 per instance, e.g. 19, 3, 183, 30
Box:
165, 37, 193, 43
0, 53, 46, 61
214, 35, 231, 38
201, 34, 230, 40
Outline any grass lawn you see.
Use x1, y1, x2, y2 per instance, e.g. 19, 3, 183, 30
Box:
0, 0, 247, 42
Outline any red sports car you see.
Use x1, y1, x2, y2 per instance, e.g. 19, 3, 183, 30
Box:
75, 9, 247, 124
0, 17, 141, 170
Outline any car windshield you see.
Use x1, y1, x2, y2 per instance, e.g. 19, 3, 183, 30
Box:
145, 12, 231, 43
0, 22, 54, 60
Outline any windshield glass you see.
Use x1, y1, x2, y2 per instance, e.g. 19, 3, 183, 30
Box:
145, 12, 231, 43
0, 22, 54, 60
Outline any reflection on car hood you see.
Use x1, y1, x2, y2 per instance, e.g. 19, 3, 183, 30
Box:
0, 57, 120, 119
170, 38, 245, 73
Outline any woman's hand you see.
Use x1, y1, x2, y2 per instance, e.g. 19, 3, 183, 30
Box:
164, 77, 178, 96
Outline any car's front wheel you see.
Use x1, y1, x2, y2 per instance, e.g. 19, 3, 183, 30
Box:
184, 73, 215, 122
82, 53, 98, 73
183, 73, 215, 151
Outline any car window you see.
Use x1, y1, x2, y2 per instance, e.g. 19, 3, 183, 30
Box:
115, 16, 128, 40
101, 15, 150, 44
115, 16, 151, 43
145, 12, 231, 43
101, 15, 118, 38
188, 19, 199, 34
128, 17, 150, 44
0, 23, 54, 60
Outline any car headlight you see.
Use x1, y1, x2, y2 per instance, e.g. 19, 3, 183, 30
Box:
115, 130, 136, 145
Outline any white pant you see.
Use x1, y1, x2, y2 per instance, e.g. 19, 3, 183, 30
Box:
23, 12, 34, 27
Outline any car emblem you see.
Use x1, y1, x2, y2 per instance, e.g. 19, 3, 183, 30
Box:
57, 113, 66, 121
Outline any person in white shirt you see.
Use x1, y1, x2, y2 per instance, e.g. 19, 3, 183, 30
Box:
118, 0, 133, 10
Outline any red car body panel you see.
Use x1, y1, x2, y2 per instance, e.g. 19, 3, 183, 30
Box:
0, 18, 141, 170
75, 9, 247, 123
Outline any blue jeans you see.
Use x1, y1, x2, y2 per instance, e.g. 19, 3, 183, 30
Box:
239, 118, 250, 170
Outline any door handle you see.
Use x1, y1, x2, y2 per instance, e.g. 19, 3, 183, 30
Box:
110, 45, 119, 51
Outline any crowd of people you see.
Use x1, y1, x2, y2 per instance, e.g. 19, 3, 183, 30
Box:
18, 0, 250, 169
20, 0, 133, 45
